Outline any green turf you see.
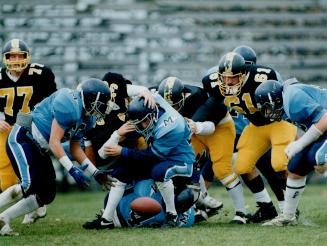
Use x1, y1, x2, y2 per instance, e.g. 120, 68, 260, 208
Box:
0, 185, 326, 246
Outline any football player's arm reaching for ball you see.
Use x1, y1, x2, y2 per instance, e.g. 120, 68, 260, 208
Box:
49, 119, 115, 189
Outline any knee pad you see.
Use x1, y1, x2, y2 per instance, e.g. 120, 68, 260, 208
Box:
234, 162, 253, 175
271, 157, 288, 172
212, 162, 233, 181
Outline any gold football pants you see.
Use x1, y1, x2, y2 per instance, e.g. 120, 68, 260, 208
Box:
0, 128, 19, 191
191, 120, 236, 186
235, 120, 297, 175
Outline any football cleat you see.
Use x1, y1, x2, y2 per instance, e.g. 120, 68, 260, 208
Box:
196, 192, 223, 210
0, 219, 18, 236
230, 211, 249, 224
162, 212, 178, 228
250, 202, 278, 223
262, 214, 298, 226
82, 214, 114, 230
22, 206, 47, 224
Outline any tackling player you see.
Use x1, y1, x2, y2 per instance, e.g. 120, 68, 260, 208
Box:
158, 77, 247, 224
0, 38, 57, 224
202, 52, 297, 223
83, 95, 195, 229
83, 72, 154, 168
0, 79, 115, 235
231, 45, 291, 213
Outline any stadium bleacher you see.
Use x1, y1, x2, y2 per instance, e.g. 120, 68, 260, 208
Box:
0, 0, 326, 87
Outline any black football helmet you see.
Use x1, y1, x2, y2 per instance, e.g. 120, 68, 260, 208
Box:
158, 76, 185, 111
254, 80, 284, 121
127, 97, 158, 137
217, 52, 247, 96
77, 78, 112, 120
233, 45, 257, 65
2, 38, 30, 72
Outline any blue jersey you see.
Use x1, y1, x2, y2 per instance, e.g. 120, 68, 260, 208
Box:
231, 111, 250, 136
32, 88, 96, 142
147, 95, 195, 164
283, 78, 327, 130
114, 179, 194, 228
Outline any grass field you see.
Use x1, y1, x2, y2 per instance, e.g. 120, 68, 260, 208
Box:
0, 184, 326, 246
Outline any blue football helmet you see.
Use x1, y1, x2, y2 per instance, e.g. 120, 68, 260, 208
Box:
127, 97, 158, 137
77, 78, 112, 120
233, 45, 257, 65
158, 77, 185, 111
217, 52, 247, 96
254, 80, 284, 121
2, 38, 30, 72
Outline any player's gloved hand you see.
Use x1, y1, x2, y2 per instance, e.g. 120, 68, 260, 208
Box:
284, 140, 303, 160
93, 170, 117, 190
68, 166, 91, 189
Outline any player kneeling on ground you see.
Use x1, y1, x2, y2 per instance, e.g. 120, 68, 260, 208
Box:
90, 179, 196, 228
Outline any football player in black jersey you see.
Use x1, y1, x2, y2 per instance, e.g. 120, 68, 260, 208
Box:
83, 72, 150, 168
158, 77, 248, 224
82, 72, 158, 230
202, 52, 297, 223
232, 45, 291, 215
0, 38, 57, 224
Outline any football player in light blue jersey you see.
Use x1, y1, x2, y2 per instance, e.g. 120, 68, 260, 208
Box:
83, 94, 195, 229
104, 179, 195, 228
255, 78, 327, 226
0, 79, 115, 236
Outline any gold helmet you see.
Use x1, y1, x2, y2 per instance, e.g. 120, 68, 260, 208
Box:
217, 52, 247, 96
2, 38, 30, 72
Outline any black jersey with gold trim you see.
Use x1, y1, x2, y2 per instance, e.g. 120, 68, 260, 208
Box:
182, 84, 227, 125
181, 84, 208, 118
202, 64, 278, 126
0, 63, 57, 125
86, 72, 138, 163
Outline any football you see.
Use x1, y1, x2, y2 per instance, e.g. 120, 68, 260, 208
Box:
130, 197, 162, 215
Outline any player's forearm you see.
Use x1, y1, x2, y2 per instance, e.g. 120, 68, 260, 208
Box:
194, 121, 215, 135
70, 142, 87, 164
121, 147, 158, 162
296, 124, 323, 149
98, 130, 122, 159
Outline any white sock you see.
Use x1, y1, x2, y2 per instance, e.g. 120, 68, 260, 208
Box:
102, 180, 126, 221
284, 177, 306, 218
199, 175, 207, 193
225, 178, 246, 214
0, 184, 23, 209
156, 180, 176, 215
254, 188, 272, 203
0, 195, 39, 223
